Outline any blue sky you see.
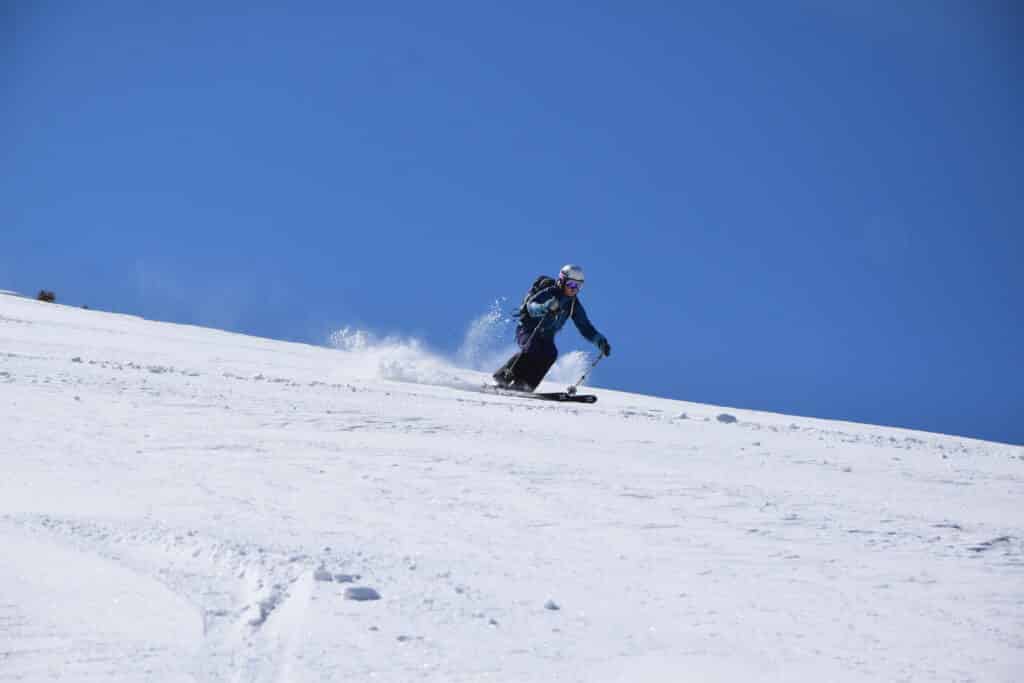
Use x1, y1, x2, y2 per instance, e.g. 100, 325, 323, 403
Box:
4, 2, 1021, 444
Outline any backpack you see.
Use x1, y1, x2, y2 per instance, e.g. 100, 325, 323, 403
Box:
517, 275, 556, 322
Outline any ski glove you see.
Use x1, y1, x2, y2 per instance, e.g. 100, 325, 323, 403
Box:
594, 333, 611, 357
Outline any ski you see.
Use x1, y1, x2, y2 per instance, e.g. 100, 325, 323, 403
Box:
481, 384, 598, 404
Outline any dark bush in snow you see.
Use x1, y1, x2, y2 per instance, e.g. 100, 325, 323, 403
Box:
36, 290, 56, 303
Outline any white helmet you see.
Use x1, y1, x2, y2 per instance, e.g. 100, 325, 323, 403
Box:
558, 264, 585, 284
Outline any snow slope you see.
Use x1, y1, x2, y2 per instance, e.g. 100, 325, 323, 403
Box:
1, 294, 1021, 682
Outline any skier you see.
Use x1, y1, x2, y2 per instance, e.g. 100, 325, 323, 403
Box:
493, 264, 611, 392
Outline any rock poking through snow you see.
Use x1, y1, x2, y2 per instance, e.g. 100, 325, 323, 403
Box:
344, 586, 381, 601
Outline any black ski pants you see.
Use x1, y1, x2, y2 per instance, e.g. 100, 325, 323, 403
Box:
495, 327, 558, 391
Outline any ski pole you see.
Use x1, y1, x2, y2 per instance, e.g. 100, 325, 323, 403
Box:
567, 353, 603, 395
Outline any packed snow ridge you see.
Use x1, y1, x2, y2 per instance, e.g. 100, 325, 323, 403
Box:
1, 294, 1021, 682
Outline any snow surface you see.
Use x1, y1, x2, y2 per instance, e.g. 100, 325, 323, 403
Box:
1, 295, 1022, 682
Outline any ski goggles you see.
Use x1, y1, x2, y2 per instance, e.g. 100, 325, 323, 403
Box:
564, 279, 583, 291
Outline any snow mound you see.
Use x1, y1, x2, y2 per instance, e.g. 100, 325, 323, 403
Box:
2, 290, 1022, 682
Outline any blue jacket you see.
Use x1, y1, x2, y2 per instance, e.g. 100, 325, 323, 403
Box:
521, 285, 600, 342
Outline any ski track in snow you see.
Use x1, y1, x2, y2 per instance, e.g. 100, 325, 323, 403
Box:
1, 294, 1023, 682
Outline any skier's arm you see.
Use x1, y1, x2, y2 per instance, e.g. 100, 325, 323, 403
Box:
570, 299, 599, 341
526, 289, 559, 318
572, 300, 611, 356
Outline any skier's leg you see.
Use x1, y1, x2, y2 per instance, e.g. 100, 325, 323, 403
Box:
493, 326, 535, 386
492, 353, 520, 387
517, 337, 558, 391
512, 327, 545, 390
